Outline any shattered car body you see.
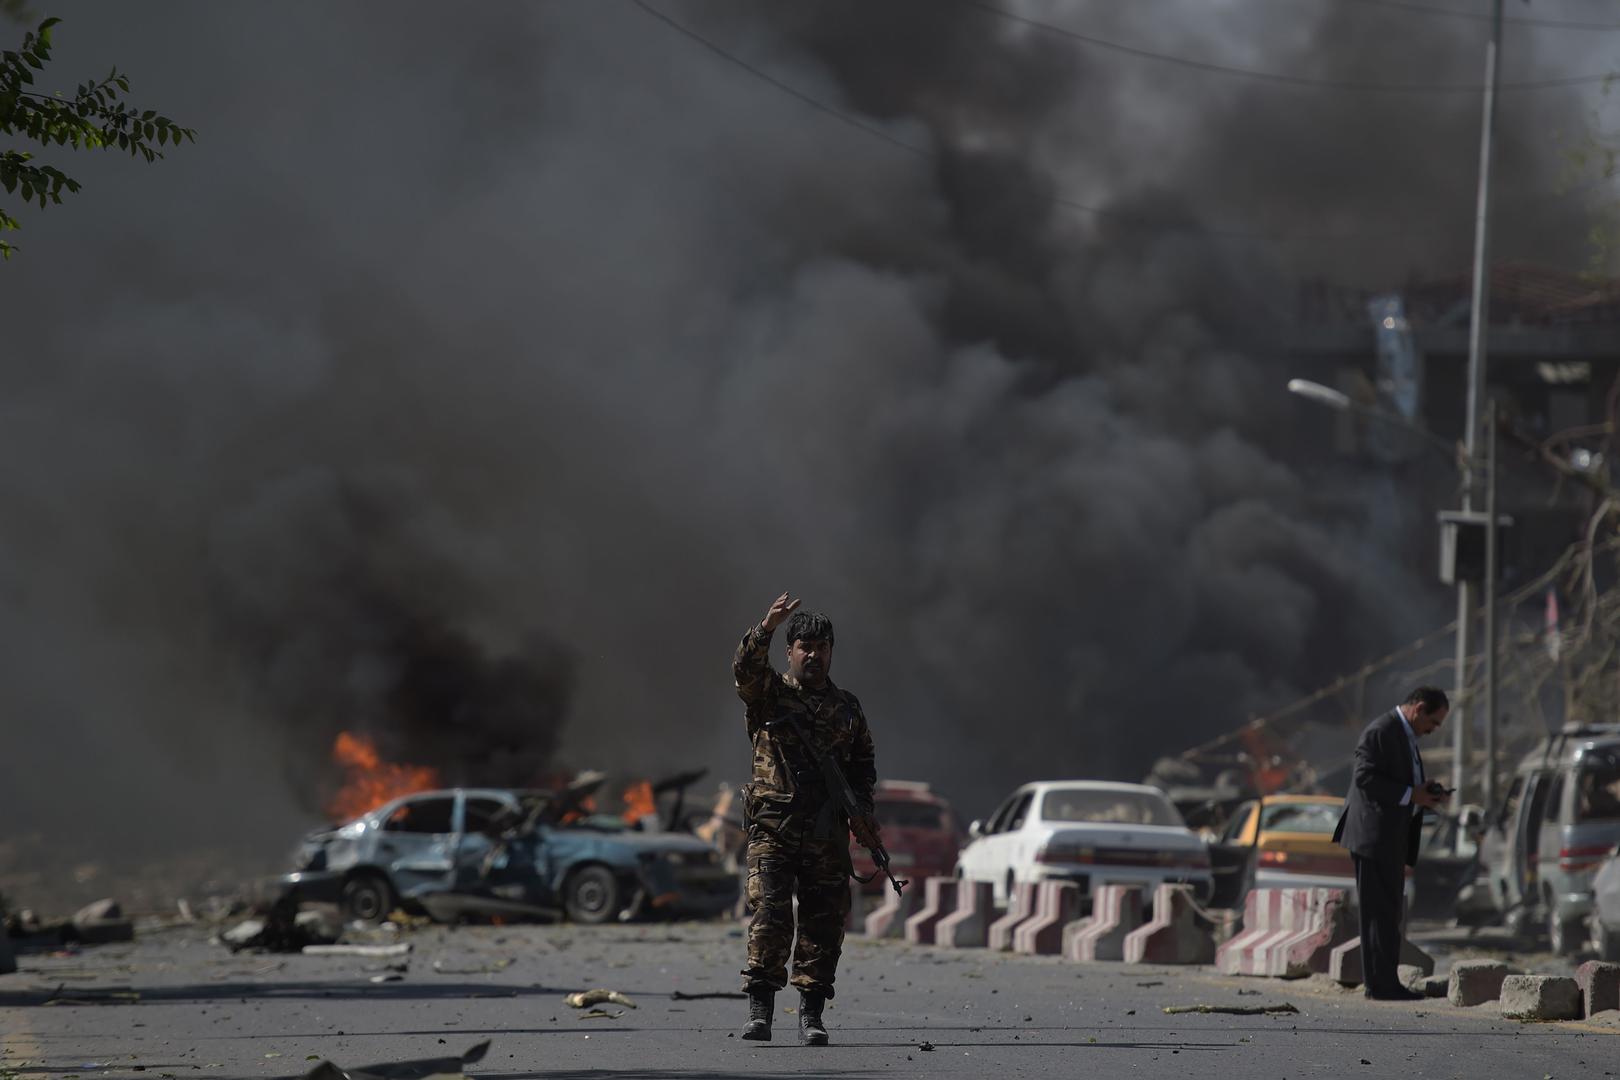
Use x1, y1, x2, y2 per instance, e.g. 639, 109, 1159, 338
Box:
280, 783, 738, 924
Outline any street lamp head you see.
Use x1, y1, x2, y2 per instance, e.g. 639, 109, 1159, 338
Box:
1286, 379, 1352, 412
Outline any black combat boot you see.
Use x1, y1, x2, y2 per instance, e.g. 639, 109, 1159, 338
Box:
740, 990, 773, 1041
799, 990, 828, 1046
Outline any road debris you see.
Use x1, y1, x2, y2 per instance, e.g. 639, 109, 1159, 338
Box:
301, 1039, 490, 1080
565, 989, 637, 1009
669, 990, 747, 1001
918, 1041, 935, 1051
1163, 1003, 1299, 1016
42, 984, 141, 1005
431, 958, 511, 975
303, 943, 412, 958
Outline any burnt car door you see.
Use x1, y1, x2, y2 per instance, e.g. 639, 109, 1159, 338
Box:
1207, 801, 1258, 909
373, 794, 458, 896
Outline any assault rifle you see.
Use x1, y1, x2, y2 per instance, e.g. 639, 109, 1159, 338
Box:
780, 713, 910, 897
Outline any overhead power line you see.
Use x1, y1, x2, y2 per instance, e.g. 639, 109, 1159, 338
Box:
961, 0, 1619, 93
1339, 0, 1620, 32
632, 0, 1616, 243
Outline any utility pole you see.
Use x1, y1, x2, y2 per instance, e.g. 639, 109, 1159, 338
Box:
1484, 401, 1498, 811
1452, 0, 1503, 808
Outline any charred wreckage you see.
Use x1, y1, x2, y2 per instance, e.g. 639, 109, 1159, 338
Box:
278, 771, 739, 926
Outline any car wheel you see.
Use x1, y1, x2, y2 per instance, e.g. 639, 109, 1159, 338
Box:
564, 864, 621, 924
342, 871, 396, 925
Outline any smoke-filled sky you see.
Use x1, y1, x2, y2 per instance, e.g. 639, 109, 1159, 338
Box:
3, 0, 1617, 872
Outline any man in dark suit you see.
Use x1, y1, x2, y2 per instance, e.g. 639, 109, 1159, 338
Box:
1332, 686, 1451, 1001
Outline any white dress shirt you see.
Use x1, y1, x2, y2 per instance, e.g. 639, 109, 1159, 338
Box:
1395, 707, 1424, 807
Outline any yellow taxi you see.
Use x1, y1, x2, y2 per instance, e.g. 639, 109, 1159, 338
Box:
1216, 794, 1354, 894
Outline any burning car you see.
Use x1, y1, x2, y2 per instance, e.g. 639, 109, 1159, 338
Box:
279, 780, 738, 924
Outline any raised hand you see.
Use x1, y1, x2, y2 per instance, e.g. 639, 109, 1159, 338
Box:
761, 591, 801, 633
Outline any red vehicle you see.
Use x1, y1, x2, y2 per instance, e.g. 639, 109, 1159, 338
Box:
851, 780, 963, 892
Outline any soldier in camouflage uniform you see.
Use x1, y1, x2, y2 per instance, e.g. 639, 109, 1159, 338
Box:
733, 592, 880, 1046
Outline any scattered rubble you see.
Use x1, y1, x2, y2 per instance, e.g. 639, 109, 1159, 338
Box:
1499, 975, 1582, 1022
565, 989, 637, 1009
220, 897, 340, 953
70, 898, 134, 945
302, 1039, 490, 1080
1448, 959, 1516, 1007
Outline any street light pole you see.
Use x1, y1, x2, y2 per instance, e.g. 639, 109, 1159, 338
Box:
1454, 0, 1504, 807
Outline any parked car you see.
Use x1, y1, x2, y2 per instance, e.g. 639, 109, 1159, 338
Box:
850, 780, 963, 892
280, 784, 738, 924
1482, 724, 1620, 953
956, 781, 1212, 907
1206, 795, 1353, 908
1587, 844, 1620, 960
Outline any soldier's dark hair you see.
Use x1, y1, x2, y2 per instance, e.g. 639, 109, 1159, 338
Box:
785, 610, 834, 647
1404, 686, 1450, 714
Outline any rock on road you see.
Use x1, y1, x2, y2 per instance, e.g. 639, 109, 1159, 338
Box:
2, 919, 1615, 1079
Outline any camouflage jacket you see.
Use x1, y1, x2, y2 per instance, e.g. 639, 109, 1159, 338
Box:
733, 623, 876, 837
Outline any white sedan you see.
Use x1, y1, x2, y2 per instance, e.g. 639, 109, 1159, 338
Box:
956, 780, 1213, 906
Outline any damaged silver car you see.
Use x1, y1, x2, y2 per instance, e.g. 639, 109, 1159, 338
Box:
280, 780, 738, 925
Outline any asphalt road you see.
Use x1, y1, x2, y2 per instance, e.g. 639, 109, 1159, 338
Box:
2, 918, 1616, 1080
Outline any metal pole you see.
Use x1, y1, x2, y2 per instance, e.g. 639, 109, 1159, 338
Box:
1484, 401, 1498, 812
1453, 0, 1503, 807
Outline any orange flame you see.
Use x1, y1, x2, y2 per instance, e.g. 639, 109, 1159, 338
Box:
326, 731, 441, 821
621, 780, 657, 824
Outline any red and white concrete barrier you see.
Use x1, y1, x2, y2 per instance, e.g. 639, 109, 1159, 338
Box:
987, 881, 1039, 952
935, 880, 995, 950
1065, 884, 1146, 963
904, 877, 959, 945
1123, 884, 1215, 965
1215, 887, 1353, 977
864, 882, 923, 939
1013, 880, 1082, 956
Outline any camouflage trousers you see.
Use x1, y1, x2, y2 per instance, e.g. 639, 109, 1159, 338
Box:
740, 827, 851, 999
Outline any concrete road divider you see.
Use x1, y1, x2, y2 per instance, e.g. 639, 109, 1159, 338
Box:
1065, 884, 1145, 963
1445, 958, 1514, 1005
845, 881, 867, 931
935, 880, 995, 950
904, 877, 959, 946
1576, 960, 1620, 1018
1329, 934, 1434, 987
1013, 880, 1081, 956
1500, 975, 1582, 1021
864, 883, 922, 939
1216, 887, 1353, 978
1123, 884, 1215, 965
988, 882, 1039, 952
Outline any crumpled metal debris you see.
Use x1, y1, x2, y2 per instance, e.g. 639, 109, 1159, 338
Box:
302, 1039, 489, 1080
564, 989, 636, 1009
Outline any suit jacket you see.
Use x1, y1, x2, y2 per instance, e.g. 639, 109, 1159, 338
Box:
1332, 709, 1425, 868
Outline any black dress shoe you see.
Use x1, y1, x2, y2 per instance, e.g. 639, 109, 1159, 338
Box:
1364, 986, 1424, 1001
